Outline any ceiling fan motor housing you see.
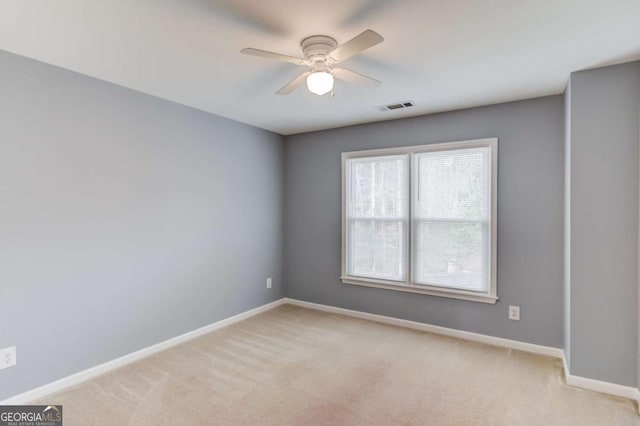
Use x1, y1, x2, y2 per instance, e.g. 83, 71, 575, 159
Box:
301, 35, 337, 66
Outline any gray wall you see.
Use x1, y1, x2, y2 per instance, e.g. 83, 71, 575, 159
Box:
566, 61, 640, 386
0, 50, 284, 400
284, 96, 565, 348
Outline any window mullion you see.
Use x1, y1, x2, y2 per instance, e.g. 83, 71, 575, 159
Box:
407, 151, 413, 287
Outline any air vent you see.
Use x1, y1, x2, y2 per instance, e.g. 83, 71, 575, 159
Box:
376, 101, 415, 112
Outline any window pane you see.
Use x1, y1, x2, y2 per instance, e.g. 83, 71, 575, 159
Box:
414, 221, 488, 291
347, 155, 408, 281
413, 147, 492, 292
349, 219, 406, 281
415, 148, 489, 220
350, 156, 407, 218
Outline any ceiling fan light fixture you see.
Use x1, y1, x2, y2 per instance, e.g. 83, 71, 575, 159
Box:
241, 30, 383, 96
306, 71, 334, 95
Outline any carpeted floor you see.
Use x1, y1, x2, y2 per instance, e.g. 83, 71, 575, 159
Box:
36, 305, 639, 425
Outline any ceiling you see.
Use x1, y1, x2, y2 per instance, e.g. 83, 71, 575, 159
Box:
1, 1, 639, 135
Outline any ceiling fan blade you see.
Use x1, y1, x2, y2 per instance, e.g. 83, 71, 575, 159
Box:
276, 71, 311, 95
332, 68, 380, 89
241, 48, 309, 66
328, 30, 384, 63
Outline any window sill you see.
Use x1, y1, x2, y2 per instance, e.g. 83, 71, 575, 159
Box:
340, 276, 498, 304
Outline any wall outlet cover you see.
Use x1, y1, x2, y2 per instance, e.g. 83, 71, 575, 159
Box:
266, 278, 272, 289
509, 305, 520, 321
0, 346, 16, 370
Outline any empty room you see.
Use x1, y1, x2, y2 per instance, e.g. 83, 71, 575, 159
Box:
1, 1, 640, 424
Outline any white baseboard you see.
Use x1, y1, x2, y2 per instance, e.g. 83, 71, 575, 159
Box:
284, 298, 640, 407
1, 298, 286, 405
5, 296, 639, 410
562, 354, 640, 405
565, 373, 640, 403
283, 298, 563, 358
563, 342, 639, 408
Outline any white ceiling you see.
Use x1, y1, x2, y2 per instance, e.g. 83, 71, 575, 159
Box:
1, 1, 639, 135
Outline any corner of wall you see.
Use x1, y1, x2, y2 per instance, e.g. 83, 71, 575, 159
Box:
563, 78, 572, 371
282, 134, 290, 298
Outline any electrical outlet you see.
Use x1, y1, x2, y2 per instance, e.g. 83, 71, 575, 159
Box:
509, 305, 520, 321
0, 346, 16, 370
266, 278, 272, 289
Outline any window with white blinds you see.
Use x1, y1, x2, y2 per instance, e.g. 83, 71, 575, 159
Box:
341, 139, 497, 304
346, 155, 408, 281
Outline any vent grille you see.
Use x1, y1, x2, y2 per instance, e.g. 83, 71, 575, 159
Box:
376, 101, 415, 112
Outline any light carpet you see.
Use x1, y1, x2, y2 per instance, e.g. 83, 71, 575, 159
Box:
35, 305, 639, 425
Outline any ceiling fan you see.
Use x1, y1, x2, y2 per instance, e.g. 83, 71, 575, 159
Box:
241, 29, 384, 96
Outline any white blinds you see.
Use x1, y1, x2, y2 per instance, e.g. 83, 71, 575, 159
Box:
413, 147, 490, 291
346, 155, 408, 281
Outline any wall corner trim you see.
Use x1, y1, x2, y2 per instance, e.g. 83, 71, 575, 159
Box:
1, 298, 287, 405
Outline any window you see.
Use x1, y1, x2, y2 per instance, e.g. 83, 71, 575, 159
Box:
341, 138, 497, 303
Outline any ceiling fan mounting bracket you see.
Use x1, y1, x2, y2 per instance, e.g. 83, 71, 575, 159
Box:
300, 35, 337, 64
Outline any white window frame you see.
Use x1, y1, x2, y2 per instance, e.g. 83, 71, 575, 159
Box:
340, 138, 498, 304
